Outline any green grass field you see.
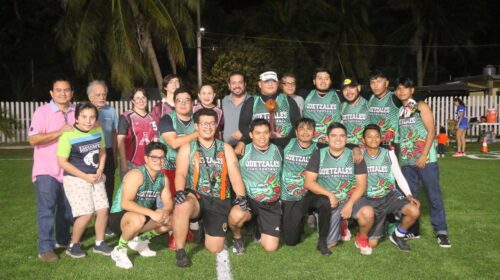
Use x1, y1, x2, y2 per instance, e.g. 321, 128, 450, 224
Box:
1, 145, 499, 279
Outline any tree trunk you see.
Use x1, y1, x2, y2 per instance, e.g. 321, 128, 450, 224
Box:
168, 51, 177, 74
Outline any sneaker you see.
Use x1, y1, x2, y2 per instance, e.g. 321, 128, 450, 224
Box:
175, 248, 191, 268
404, 233, 421, 240
66, 243, 86, 258
389, 232, 411, 252
38, 251, 59, 262
232, 238, 246, 255
316, 239, 332, 256
186, 230, 195, 242
354, 235, 372, 255
128, 237, 156, 257
437, 235, 451, 248
93, 242, 113, 256
105, 228, 115, 237
168, 234, 177, 251
341, 220, 351, 241
452, 152, 462, 157
462, 152, 467, 157
111, 246, 133, 269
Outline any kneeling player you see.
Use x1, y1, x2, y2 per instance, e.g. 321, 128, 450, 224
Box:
305, 123, 375, 255
109, 142, 173, 269
360, 124, 420, 252
172, 108, 250, 267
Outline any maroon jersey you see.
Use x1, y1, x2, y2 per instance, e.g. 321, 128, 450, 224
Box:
118, 110, 158, 166
151, 101, 175, 125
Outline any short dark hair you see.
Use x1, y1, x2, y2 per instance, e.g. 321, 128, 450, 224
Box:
194, 108, 218, 123
369, 70, 388, 81
52, 78, 72, 90
162, 74, 182, 93
313, 67, 332, 80
130, 87, 147, 100
145, 141, 167, 156
75, 101, 98, 120
249, 118, 270, 132
174, 87, 193, 100
396, 77, 415, 88
326, 122, 346, 136
296, 117, 315, 130
228, 71, 245, 83
281, 72, 296, 81
453, 98, 465, 106
363, 123, 381, 138
439, 126, 446, 134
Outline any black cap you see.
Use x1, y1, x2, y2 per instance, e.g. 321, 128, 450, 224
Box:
341, 78, 359, 89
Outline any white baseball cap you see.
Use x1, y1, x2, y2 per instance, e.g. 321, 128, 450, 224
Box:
259, 71, 278, 82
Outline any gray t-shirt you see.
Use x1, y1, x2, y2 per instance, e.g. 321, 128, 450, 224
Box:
221, 93, 250, 146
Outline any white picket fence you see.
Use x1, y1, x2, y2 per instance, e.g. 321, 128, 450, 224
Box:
1, 96, 499, 143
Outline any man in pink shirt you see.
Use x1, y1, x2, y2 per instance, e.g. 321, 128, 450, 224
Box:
28, 79, 75, 262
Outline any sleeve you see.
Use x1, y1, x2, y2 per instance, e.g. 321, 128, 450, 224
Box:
28, 107, 45, 136
388, 150, 412, 196
57, 132, 71, 158
305, 149, 321, 173
239, 97, 255, 144
112, 107, 118, 130
354, 159, 367, 174
117, 115, 130, 135
159, 115, 175, 134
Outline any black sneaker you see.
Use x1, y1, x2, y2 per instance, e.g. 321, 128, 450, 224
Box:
390, 232, 411, 252
316, 239, 332, 256
93, 242, 113, 256
404, 233, 421, 240
232, 238, 246, 255
175, 248, 191, 268
66, 243, 86, 258
437, 235, 451, 248
105, 228, 115, 237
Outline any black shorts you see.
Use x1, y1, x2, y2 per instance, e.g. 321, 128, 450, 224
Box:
109, 211, 151, 236
248, 199, 282, 237
199, 195, 232, 237
353, 191, 409, 239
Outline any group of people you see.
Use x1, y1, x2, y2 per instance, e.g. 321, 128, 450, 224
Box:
29, 68, 451, 270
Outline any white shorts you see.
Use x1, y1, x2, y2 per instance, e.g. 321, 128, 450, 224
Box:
63, 175, 109, 217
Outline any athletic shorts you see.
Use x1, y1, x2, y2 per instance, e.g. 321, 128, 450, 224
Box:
63, 175, 108, 218
327, 199, 369, 245
108, 211, 151, 236
352, 191, 409, 240
198, 194, 231, 237
248, 199, 282, 237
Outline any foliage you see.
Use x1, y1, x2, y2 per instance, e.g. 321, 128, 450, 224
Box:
0, 108, 18, 139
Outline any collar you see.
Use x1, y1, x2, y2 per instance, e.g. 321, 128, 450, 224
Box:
50, 99, 75, 113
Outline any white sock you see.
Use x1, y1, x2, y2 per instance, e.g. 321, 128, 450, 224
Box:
95, 240, 103, 246
395, 228, 406, 238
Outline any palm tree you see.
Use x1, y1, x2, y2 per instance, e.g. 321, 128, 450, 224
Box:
56, 0, 196, 91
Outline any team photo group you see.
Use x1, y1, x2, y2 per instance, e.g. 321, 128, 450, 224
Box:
29, 67, 451, 270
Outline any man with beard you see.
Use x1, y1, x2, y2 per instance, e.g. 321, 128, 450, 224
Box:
222, 72, 250, 147
339, 78, 370, 147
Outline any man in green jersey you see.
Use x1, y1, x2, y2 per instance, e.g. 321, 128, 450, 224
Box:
231, 118, 283, 253
340, 78, 370, 147
395, 77, 451, 248
172, 108, 250, 267
109, 142, 173, 269
305, 123, 375, 255
303, 68, 343, 143
281, 118, 333, 256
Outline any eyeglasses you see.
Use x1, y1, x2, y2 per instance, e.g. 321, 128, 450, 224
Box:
175, 98, 192, 104
199, 121, 217, 128
281, 82, 296, 87
147, 155, 166, 162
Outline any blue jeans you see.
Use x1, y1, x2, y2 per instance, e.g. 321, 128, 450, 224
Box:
34, 175, 73, 253
401, 162, 448, 236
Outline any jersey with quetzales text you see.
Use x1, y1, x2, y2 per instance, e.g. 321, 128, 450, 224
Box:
398, 103, 437, 166
111, 165, 165, 213
340, 98, 370, 146
252, 94, 292, 137
368, 91, 400, 144
240, 143, 282, 203
303, 90, 341, 142
281, 139, 317, 201
362, 148, 396, 198
315, 148, 355, 201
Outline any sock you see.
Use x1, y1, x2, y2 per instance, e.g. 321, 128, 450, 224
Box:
69, 243, 74, 248
139, 230, 160, 241
396, 225, 408, 237
118, 237, 128, 249
95, 240, 103, 246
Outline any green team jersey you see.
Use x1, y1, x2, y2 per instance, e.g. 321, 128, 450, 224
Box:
240, 143, 282, 203
187, 140, 230, 199
252, 94, 292, 137
340, 98, 370, 146
398, 102, 437, 166
303, 90, 341, 142
316, 148, 356, 201
162, 111, 195, 170
368, 91, 400, 144
111, 165, 165, 213
281, 138, 317, 201
363, 148, 396, 198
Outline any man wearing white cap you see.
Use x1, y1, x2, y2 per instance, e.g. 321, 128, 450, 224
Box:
236, 70, 301, 153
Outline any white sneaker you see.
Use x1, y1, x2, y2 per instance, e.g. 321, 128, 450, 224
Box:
111, 247, 133, 269
128, 237, 156, 257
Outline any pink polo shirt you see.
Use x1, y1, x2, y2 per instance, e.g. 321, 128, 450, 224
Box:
28, 100, 75, 182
